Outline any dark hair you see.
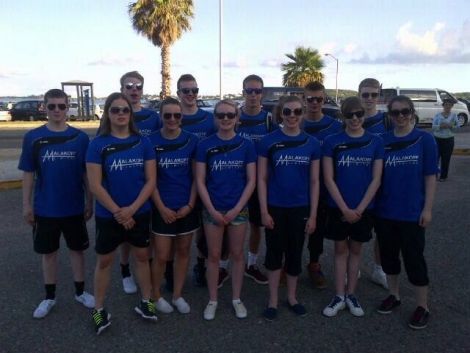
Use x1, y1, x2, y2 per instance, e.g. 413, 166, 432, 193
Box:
99, 92, 139, 136
273, 95, 303, 124
159, 97, 181, 115
242, 74, 264, 89
358, 78, 380, 92
341, 96, 364, 116
120, 71, 144, 88
44, 89, 68, 105
177, 74, 197, 90
387, 95, 415, 114
304, 81, 325, 92
442, 98, 455, 106
214, 99, 239, 116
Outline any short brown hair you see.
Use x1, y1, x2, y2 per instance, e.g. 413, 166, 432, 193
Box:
358, 78, 380, 92
177, 74, 197, 90
242, 74, 263, 89
120, 71, 144, 88
44, 89, 68, 105
159, 97, 181, 115
341, 96, 364, 117
304, 81, 325, 92
273, 95, 303, 123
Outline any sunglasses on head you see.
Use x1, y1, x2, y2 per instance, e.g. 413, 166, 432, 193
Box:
389, 108, 412, 117
180, 87, 199, 95
215, 112, 237, 120
282, 107, 303, 116
361, 92, 379, 99
305, 96, 324, 103
109, 106, 131, 114
125, 82, 143, 90
47, 103, 67, 111
244, 88, 263, 95
163, 112, 182, 120
344, 110, 365, 119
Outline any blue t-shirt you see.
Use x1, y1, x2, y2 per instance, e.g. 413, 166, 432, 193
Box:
148, 130, 198, 210
322, 131, 384, 209
237, 109, 276, 148
195, 134, 256, 210
18, 125, 89, 217
375, 128, 438, 222
182, 109, 216, 140
86, 134, 155, 218
258, 129, 321, 208
134, 108, 161, 136
363, 111, 390, 136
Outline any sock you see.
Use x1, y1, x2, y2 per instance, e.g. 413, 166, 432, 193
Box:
232, 298, 241, 304
374, 264, 384, 272
121, 263, 131, 278
247, 252, 258, 267
219, 260, 229, 269
74, 281, 85, 296
197, 257, 205, 266
45, 284, 56, 300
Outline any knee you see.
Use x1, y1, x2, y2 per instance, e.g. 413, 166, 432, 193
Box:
207, 249, 221, 264
97, 256, 113, 270
230, 250, 244, 263
176, 246, 190, 260
133, 248, 149, 263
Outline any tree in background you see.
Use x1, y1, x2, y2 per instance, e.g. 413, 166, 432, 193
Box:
281, 46, 324, 87
129, 0, 194, 98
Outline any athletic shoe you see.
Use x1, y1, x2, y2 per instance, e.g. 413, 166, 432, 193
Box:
370, 267, 388, 289
244, 265, 268, 284
154, 297, 174, 314
218, 268, 229, 289
345, 294, 365, 317
193, 262, 207, 287
408, 306, 429, 330
164, 263, 174, 292
203, 301, 218, 320
263, 307, 277, 321
75, 291, 95, 309
322, 295, 345, 317
377, 295, 401, 314
287, 302, 307, 317
92, 308, 111, 335
307, 262, 327, 289
135, 300, 158, 321
122, 276, 137, 294
232, 299, 247, 319
172, 297, 190, 314
33, 299, 56, 319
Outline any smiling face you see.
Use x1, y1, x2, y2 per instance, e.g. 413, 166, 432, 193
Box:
389, 100, 414, 130
177, 79, 198, 109
161, 103, 182, 132
281, 101, 303, 130
214, 102, 238, 133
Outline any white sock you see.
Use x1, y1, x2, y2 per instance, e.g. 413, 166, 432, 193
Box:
232, 299, 241, 304
219, 260, 229, 269
247, 252, 258, 267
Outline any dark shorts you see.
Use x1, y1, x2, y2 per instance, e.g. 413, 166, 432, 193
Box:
202, 207, 249, 226
95, 212, 150, 255
33, 214, 89, 254
325, 207, 373, 243
151, 207, 200, 236
248, 189, 262, 227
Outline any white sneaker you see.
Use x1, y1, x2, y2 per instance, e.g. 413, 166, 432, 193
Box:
232, 299, 247, 319
155, 297, 174, 313
203, 301, 218, 320
122, 276, 137, 294
172, 297, 190, 314
371, 267, 388, 289
322, 295, 345, 317
75, 291, 95, 309
345, 294, 365, 317
33, 299, 56, 319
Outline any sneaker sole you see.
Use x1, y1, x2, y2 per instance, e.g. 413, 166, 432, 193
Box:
134, 307, 158, 322
408, 322, 428, 330
322, 304, 345, 317
96, 314, 111, 336
377, 308, 393, 315
244, 272, 268, 285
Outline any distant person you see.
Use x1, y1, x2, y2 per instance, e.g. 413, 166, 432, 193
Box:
195, 99, 256, 320
86, 92, 157, 335
302, 81, 342, 289
18, 88, 95, 319
258, 95, 320, 321
432, 98, 459, 181
322, 96, 384, 318
375, 95, 438, 329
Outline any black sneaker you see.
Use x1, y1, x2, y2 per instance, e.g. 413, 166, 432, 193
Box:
377, 295, 401, 314
263, 307, 278, 321
408, 306, 429, 329
135, 300, 158, 322
92, 308, 111, 335
164, 262, 174, 292
287, 302, 307, 317
193, 263, 207, 287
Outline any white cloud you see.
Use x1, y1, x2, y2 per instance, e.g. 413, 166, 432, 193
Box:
87, 55, 144, 66
396, 21, 445, 55
343, 43, 358, 54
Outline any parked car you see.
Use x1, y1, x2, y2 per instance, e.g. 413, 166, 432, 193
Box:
67, 102, 79, 120
10, 100, 47, 121
94, 104, 104, 120
378, 88, 469, 127
197, 99, 217, 113
147, 99, 161, 112
0, 106, 12, 121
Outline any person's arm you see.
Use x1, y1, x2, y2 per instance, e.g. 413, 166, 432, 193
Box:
195, 161, 225, 225
22, 172, 35, 226
432, 114, 441, 132
354, 159, 383, 215
86, 163, 121, 215
83, 174, 94, 221
305, 159, 320, 235
257, 156, 274, 229
224, 162, 256, 223
176, 160, 198, 219
151, 187, 178, 224
419, 174, 436, 227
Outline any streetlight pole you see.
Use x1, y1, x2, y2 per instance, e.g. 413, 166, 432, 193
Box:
324, 53, 338, 104
219, 0, 223, 100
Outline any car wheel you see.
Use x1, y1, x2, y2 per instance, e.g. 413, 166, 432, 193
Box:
457, 113, 468, 127
69, 115, 76, 121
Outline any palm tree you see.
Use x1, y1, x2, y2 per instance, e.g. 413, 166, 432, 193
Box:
129, 0, 194, 98
281, 46, 324, 87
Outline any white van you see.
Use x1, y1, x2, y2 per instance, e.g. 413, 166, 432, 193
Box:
378, 88, 469, 126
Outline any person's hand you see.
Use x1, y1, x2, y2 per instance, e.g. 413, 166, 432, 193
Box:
122, 217, 136, 230
342, 208, 361, 224
159, 206, 178, 224
23, 205, 34, 226
209, 210, 226, 226
84, 202, 93, 221
114, 206, 136, 223
419, 210, 432, 228
176, 205, 192, 219
261, 212, 274, 230
305, 216, 317, 235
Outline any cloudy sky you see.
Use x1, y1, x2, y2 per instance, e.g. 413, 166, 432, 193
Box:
1, 0, 469, 97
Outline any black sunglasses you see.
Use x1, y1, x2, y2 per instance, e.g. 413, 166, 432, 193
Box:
180, 87, 199, 95
361, 92, 379, 99
163, 112, 182, 120
344, 110, 365, 119
215, 112, 237, 120
244, 88, 263, 95
109, 106, 131, 114
282, 108, 303, 116
125, 83, 143, 90
47, 103, 67, 111
389, 108, 412, 117
305, 96, 324, 103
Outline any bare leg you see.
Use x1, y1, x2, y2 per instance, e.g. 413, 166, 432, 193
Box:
42, 251, 59, 284
94, 251, 116, 309
228, 224, 247, 300
120, 243, 131, 268
334, 240, 348, 296
132, 246, 151, 300
387, 274, 400, 298
69, 250, 85, 282
248, 223, 261, 255
151, 236, 172, 300
267, 269, 281, 308
346, 240, 363, 295
415, 285, 428, 310
173, 234, 193, 299
286, 274, 299, 305
205, 223, 224, 302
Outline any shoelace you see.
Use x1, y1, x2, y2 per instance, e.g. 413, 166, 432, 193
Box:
348, 295, 361, 308
93, 311, 105, 324
328, 297, 343, 308
145, 301, 156, 314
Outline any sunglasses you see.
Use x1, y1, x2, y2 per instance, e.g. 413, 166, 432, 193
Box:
109, 106, 131, 114
282, 108, 303, 116
361, 92, 379, 99
215, 112, 237, 120
163, 112, 182, 120
180, 87, 199, 95
244, 88, 263, 95
125, 82, 143, 90
305, 96, 324, 103
389, 108, 412, 117
47, 103, 67, 111
344, 110, 365, 119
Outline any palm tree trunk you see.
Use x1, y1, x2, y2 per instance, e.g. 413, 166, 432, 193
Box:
161, 44, 171, 98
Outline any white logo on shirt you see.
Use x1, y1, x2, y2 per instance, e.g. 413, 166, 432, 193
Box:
159, 157, 189, 168
109, 158, 144, 171
385, 155, 419, 167
275, 155, 310, 166
337, 155, 372, 167
41, 150, 77, 162
211, 160, 244, 171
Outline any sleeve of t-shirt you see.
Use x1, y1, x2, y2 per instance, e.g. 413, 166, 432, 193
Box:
245, 140, 257, 163
322, 136, 334, 157
80, 132, 90, 170
18, 131, 34, 172
142, 137, 156, 161
374, 136, 385, 160
310, 137, 321, 160
195, 140, 207, 163
422, 132, 439, 176
257, 136, 268, 158
86, 139, 102, 164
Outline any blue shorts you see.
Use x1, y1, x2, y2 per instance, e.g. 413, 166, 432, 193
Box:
202, 207, 249, 226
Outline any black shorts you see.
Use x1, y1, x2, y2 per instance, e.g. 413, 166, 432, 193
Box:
151, 207, 200, 236
325, 207, 373, 243
33, 214, 89, 254
248, 189, 262, 227
95, 212, 150, 255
